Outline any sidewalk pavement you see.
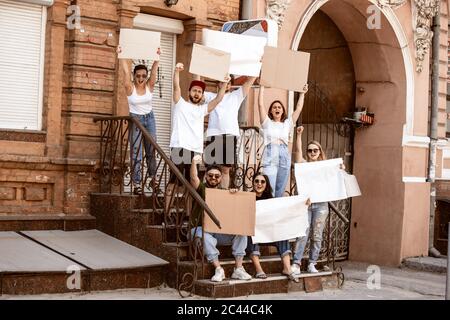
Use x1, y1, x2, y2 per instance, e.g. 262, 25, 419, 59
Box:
402, 256, 447, 273
0, 261, 447, 300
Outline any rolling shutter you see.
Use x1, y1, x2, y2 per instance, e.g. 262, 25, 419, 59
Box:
150, 32, 175, 156
0, 0, 46, 130
133, 14, 183, 154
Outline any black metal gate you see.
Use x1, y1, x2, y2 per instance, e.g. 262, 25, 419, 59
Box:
234, 81, 353, 264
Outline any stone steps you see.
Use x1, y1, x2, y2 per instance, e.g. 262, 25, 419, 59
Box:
193, 271, 340, 298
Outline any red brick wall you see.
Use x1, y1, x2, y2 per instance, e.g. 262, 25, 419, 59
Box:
0, 0, 241, 218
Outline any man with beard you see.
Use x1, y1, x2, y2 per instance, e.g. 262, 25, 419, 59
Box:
203, 75, 257, 189
168, 62, 228, 186
189, 155, 252, 282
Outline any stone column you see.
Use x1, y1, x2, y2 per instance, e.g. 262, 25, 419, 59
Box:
114, 4, 140, 116
43, 0, 70, 158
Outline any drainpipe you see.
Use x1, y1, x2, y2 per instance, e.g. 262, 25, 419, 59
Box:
427, 12, 441, 258
240, 0, 252, 19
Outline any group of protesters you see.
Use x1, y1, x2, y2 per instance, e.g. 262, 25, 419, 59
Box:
118, 46, 333, 283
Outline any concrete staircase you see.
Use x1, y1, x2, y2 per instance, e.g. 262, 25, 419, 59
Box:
90, 193, 343, 298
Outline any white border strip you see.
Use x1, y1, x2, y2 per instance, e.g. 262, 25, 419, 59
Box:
37, 6, 47, 130
402, 128, 430, 148
403, 176, 427, 183
19, 0, 53, 6
134, 14, 184, 34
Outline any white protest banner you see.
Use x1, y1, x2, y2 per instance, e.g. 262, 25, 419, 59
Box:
221, 18, 278, 47
252, 196, 309, 244
295, 158, 347, 203
343, 172, 362, 197
189, 44, 231, 82
295, 159, 362, 202
118, 29, 161, 60
202, 28, 267, 76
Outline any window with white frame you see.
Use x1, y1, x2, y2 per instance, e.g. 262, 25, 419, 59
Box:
0, 0, 50, 130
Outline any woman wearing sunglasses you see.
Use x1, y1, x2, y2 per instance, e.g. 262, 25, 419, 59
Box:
291, 126, 343, 275
257, 85, 308, 197
246, 174, 299, 282
117, 45, 160, 194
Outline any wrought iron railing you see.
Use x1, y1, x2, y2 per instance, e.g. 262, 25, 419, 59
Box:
233, 81, 353, 267
93, 79, 350, 293
93, 116, 220, 297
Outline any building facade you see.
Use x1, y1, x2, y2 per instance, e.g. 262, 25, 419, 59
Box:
0, 0, 449, 266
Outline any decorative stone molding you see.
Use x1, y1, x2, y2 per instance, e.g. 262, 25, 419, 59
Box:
376, 0, 407, 9
266, 0, 291, 29
376, 0, 440, 73
413, 0, 440, 73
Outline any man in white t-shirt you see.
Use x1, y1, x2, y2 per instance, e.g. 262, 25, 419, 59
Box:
203, 75, 257, 188
168, 62, 229, 187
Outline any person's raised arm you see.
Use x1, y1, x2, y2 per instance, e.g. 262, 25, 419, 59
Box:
258, 85, 268, 125
295, 126, 305, 163
206, 76, 230, 113
241, 76, 257, 98
117, 45, 133, 96
173, 62, 183, 104
291, 83, 308, 124
147, 47, 160, 92
190, 155, 202, 190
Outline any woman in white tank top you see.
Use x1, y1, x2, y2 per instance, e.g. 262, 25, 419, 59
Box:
117, 45, 160, 194
257, 84, 308, 198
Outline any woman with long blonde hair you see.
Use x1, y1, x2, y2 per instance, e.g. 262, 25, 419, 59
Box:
292, 126, 338, 275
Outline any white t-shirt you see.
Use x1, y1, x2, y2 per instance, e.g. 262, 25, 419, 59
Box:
261, 117, 293, 146
127, 85, 153, 115
205, 88, 244, 137
169, 97, 208, 153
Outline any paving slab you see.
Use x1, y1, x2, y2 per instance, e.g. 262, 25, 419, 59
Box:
0, 232, 85, 272
402, 256, 447, 273
22, 230, 168, 270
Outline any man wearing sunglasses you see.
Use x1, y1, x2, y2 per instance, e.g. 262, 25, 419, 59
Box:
189, 155, 251, 282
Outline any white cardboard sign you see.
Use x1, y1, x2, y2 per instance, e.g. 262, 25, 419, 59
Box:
118, 29, 161, 60
295, 158, 361, 203
252, 196, 309, 244
202, 28, 267, 76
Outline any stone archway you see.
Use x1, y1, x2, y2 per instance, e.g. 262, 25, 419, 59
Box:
282, 0, 427, 265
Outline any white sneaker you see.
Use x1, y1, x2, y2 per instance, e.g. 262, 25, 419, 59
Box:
291, 263, 301, 276
231, 267, 252, 280
211, 267, 225, 282
307, 263, 319, 273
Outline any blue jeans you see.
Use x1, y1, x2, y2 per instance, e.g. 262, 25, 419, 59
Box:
191, 227, 247, 263
262, 143, 291, 198
246, 236, 291, 258
293, 202, 329, 265
129, 112, 157, 184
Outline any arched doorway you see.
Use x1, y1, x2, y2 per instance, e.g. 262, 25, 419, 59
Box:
289, 0, 415, 265
296, 8, 356, 261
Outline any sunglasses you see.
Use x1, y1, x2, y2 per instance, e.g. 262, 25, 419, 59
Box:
254, 179, 266, 184
207, 173, 221, 179
307, 148, 320, 153
135, 74, 147, 79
